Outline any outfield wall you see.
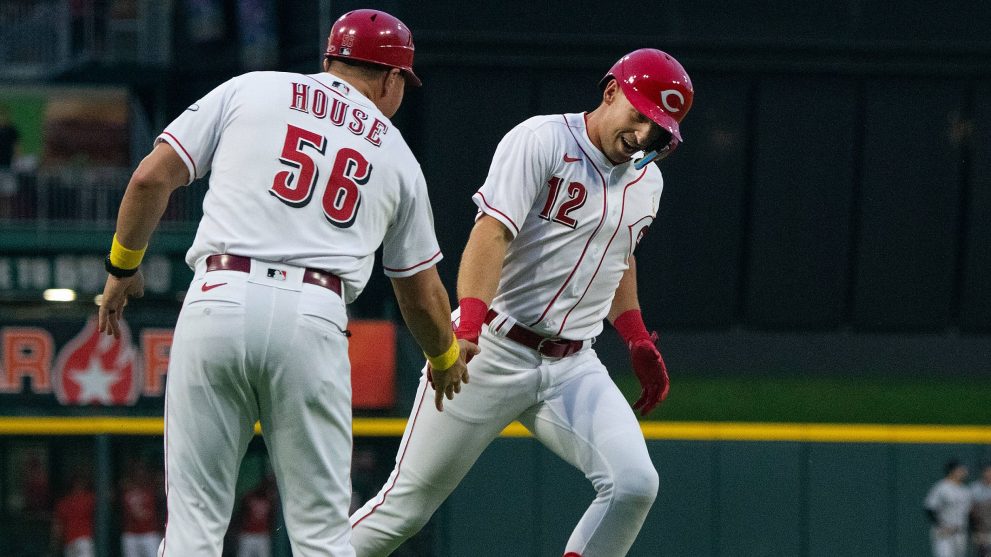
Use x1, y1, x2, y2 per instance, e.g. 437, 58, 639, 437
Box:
2, 419, 989, 557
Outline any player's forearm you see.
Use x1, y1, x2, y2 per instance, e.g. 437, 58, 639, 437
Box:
114, 143, 188, 250
457, 216, 511, 304
391, 267, 455, 357
608, 256, 641, 323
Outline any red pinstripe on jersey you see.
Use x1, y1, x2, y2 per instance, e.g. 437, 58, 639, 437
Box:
530, 115, 609, 330
382, 250, 442, 273
351, 383, 430, 528
161, 388, 170, 555
474, 191, 520, 235
160, 132, 197, 178
556, 167, 647, 335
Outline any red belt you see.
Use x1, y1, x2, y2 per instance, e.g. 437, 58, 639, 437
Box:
205, 254, 342, 296
484, 309, 585, 358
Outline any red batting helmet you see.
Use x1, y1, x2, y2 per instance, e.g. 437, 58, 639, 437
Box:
600, 49, 693, 157
325, 9, 422, 87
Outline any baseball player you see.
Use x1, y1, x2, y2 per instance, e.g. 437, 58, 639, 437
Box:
118, 458, 162, 557
97, 9, 474, 557
350, 49, 692, 557
925, 460, 973, 557
972, 463, 991, 557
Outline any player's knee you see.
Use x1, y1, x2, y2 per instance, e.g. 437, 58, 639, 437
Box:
393, 506, 433, 536
612, 464, 659, 509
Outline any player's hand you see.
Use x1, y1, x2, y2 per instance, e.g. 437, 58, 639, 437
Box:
428, 340, 477, 412
629, 331, 670, 417
453, 328, 479, 361
98, 270, 145, 339
454, 322, 482, 363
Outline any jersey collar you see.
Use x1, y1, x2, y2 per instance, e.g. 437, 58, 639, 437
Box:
308, 72, 376, 110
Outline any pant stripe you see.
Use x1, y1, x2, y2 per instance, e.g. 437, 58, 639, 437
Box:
351, 384, 429, 528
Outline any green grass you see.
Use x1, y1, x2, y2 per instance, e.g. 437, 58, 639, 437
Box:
613, 374, 991, 425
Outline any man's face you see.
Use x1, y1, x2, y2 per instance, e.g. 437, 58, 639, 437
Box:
598, 82, 665, 165
951, 465, 969, 482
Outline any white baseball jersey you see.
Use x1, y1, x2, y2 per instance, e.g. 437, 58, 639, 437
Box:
473, 113, 662, 340
158, 71, 442, 302
925, 479, 972, 528
974, 480, 991, 504
351, 111, 665, 557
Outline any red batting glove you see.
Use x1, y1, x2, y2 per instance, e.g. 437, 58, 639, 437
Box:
454, 297, 487, 362
614, 309, 670, 417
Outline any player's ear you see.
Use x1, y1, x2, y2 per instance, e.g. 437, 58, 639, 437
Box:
602, 78, 619, 106
383, 68, 403, 95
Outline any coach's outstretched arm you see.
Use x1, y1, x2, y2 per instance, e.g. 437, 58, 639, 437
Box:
392, 267, 478, 411
452, 215, 513, 345
608, 256, 671, 416
99, 142, 189, 338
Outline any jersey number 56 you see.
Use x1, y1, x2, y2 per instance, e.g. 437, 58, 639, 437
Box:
269, 124, 371, 228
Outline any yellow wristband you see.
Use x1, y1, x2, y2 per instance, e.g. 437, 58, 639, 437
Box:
425, 338, 460, 371
109, 234, 147, 270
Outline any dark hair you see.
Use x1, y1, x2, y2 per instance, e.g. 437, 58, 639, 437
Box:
944, 459, 962, 476
326, 56, 392, 75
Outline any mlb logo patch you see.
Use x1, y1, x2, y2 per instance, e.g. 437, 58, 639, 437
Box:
267, 268, 287, 281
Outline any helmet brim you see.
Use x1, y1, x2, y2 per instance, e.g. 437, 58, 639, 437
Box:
620, 81, 683, 143
401, 69, 422, 88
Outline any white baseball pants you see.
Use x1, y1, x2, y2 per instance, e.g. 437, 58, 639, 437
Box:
350, 329, 658, 557
930, 528, 967, 557
121, 532, 161, 557
161, 259, 354, 556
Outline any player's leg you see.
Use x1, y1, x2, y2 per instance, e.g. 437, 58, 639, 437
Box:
931, 529, 952, 557
144, 533, 163, 557
521, 351, 658, 557
161, 282, 258, 556
350, 332, 540, 557
237, 533, 266, 557
121, 533, 133, 557
139, 532, 162, 557
67, 537, 95, 557
952, 532, 968, 557
253, 284, 354, 557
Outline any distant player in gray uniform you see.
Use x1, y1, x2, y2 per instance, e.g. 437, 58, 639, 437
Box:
972, 463, 991, 557
925, 460, 972, 557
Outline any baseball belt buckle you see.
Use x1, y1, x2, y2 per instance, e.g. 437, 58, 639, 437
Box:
536, 337, 560, 356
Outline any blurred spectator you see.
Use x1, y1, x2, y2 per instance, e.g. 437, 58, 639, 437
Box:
349, 448, 378, 514
0, 104, 20, 168
0, 103, 21, 217
972, 463, 991, 557
925, 459, 971, 557
51, 471, 96, 557
119, 457, 163, 557
235, 475, 276, 557
22, 452, 52, 518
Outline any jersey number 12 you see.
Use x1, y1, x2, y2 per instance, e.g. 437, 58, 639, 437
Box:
269, 124, 371, 228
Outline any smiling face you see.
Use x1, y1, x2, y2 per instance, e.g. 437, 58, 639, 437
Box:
591, 79, 667, 165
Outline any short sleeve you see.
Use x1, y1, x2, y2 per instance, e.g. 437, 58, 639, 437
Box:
471, 123, 552, 238
382, 169, 443, 277
156, 77, 237, 185
924, 484, 942, 510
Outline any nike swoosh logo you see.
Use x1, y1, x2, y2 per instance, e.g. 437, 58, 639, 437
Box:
185, 104, 199, 112
563, 154, 581, 163
201, 282, 227, 292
